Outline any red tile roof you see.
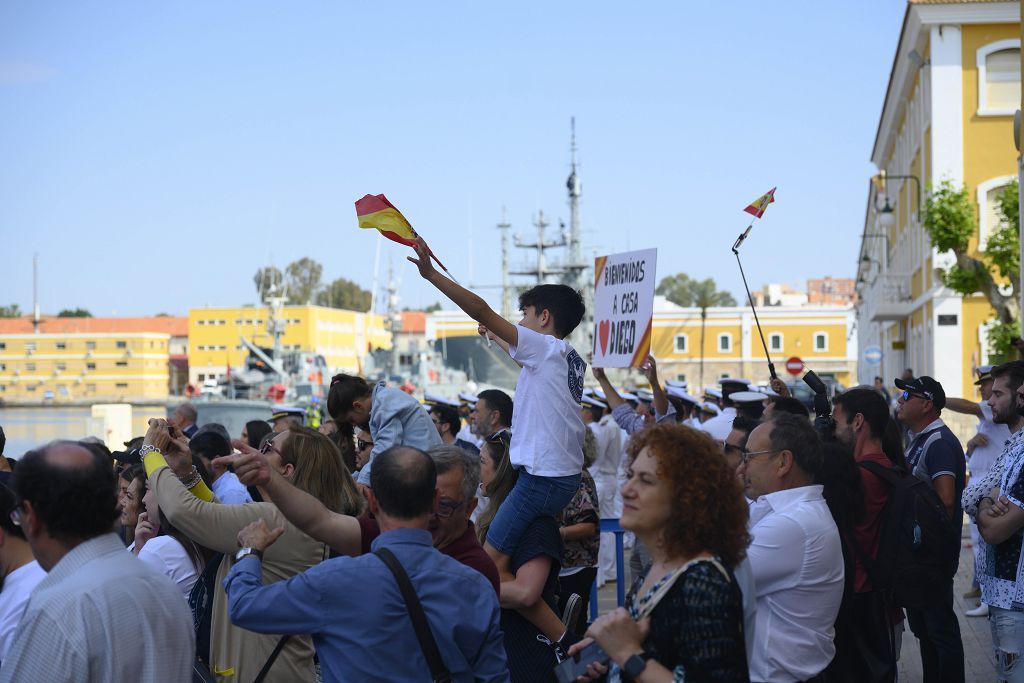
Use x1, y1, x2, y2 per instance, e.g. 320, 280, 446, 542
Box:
0, 316, 188, 336
400, 311, 426, 334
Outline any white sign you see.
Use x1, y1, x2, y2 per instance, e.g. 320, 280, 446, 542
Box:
592, 248, 657, 368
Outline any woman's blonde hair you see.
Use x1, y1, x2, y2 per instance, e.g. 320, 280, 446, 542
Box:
475, 432, 518, 545
280, 426, 366, 516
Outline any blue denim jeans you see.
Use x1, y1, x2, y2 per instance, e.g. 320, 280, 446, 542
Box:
992, 606, 1024, 683
905, 578, 965, 683
485, 471, 581, 555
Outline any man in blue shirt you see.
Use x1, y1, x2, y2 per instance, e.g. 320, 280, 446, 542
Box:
224, 446, 509, 683
895, 375, 966, 683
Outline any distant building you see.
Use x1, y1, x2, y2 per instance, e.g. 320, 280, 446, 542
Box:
0, 316, 187, 402
807, 277, 856, 306
752, 284, 809, 307
393, 311, 427, 377
187, 305, 391, 386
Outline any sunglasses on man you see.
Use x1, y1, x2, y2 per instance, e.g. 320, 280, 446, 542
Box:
900, 390, 932, 402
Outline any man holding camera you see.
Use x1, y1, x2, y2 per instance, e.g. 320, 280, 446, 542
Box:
895, 375, 966, 683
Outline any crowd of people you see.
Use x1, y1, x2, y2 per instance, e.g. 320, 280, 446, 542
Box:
0, 240, 1005, 682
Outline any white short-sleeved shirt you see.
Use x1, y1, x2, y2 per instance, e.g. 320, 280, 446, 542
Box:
134, 535, 200, 600
508, 324, 586, 477
0, 560, 45, 662
972, 401, 1011, 479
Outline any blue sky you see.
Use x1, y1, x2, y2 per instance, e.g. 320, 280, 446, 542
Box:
0, 1, 906, 316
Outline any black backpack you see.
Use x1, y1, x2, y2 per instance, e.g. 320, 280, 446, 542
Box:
855, 461, 960, 609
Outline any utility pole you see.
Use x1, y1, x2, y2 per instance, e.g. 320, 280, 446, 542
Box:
497, 207, 512, 319
32, 253, 40, 334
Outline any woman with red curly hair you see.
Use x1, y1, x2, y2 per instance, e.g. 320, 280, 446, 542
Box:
569, 423, 751, 682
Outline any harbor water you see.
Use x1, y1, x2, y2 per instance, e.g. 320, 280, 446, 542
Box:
0, 405, 168, 457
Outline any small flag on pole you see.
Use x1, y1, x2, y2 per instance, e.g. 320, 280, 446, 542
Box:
743, 187, 776, 219
355, 194, 456, 279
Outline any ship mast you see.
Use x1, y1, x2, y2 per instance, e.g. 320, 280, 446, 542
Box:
497, 207, 512, 319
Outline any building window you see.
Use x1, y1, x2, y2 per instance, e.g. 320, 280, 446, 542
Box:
25, 363, 35, 372
718, 333, 732, 352
977, 40, 1021, 115
719, 373, 731, 380
769, 333, 783, 352
26, 385, 35, 392
978, 176, 1017, 248
25, 343, 35, 353
115, 361, 128, 367
86, 341, 96, 350
116, 382, 128, 389
86, 362, 96, 370
86, 383, 96, 392
0, 363, 5, 371
0, 342, 5, 350
814, 332, 828, 352
56, 342, 66, 350
674, 334, 688, 353
116, 341, 127, 349
56, 363, 66, 371
676, 374, 687, 383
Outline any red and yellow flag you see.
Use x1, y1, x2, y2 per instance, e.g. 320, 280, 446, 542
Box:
355, 194, 452, 275
743, 187, 776, 219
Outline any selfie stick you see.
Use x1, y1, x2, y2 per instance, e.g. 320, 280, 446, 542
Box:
732, 214, 777, 380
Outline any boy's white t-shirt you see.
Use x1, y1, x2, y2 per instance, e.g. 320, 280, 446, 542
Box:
508, 324, 586, 476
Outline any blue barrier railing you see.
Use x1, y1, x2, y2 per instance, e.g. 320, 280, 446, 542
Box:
589, 518, 625, 619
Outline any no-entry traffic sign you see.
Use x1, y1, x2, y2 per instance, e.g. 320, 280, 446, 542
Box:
785, 357, 804, 375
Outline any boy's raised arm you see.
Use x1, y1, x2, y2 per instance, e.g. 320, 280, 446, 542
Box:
408, 237, 518, 347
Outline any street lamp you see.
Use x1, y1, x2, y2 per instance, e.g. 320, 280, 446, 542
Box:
877, 196, 896, 230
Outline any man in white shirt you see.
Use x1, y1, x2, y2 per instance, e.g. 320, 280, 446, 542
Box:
700, 379, 751, 442
0, 484, 44, 663
739, 413, 844, 683
190, 428, 252, 505
0, 441, 193, 682
581, 394, 622, 586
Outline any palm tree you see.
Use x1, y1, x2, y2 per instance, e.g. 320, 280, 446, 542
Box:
690, 280, 736, 391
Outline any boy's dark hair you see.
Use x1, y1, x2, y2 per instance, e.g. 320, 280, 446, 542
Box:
834, 387, 891, 441
431, 405, 461, 437
767, 413, 823, 477
477, 389, 514, 428
370, 446, 436, 519
327, 374, 372, 420
13, 441, 119, 543
770, 397, 810, 419
518, 284, 585, 338
990, 360, 1024, 392
189, 431, 232, 460
245, 420, 273, 450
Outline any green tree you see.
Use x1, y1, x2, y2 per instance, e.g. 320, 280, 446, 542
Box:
316, 277, 372, 311
0, 304, 21, 318
57, 308, 92, 317
923, 179, 1020, 359
253, 267, 285, 303
286, 258, 323, 305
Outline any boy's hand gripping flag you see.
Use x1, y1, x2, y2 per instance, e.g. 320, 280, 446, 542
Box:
743, 187, 776, 219
355, 194, 455, 279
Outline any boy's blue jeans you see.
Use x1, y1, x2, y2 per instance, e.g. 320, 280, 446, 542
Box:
486, 471, 581, 555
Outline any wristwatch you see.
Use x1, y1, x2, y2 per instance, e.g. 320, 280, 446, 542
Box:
234, 547, 264, 563
622, 652, 649, 679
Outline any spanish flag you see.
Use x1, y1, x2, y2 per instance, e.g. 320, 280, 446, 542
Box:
743, 187, 776, 219
355, 194, 453, 275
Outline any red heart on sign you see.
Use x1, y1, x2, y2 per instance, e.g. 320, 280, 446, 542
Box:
598, 320, 610, 356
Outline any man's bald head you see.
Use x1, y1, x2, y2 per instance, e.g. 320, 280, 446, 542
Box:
13, 441, 118, 543
370, 446, 437, 520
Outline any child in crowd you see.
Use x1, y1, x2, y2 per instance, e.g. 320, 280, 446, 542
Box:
409, 237, 586, 646
327, 374, 442, 487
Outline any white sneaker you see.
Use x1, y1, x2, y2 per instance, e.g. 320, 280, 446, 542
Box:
966, 603, 989, 617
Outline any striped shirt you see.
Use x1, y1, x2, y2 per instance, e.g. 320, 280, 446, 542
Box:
0, 533, 194, 683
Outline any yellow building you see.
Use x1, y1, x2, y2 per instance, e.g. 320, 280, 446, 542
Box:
425, 298, 856, 392
187, 305, 391, 385
855, 0, 1020, 400
0, 317, 186, 402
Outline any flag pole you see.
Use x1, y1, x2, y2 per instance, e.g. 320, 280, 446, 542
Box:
732, 195, 777, 380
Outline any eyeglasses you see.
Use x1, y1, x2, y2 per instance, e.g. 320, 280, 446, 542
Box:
436, 498, 466, 519
900, 390, 932, 402
357, 439, 373, 451
260, 434, 282, 457
741, 448, 783, 465
723, 443, 748, 458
